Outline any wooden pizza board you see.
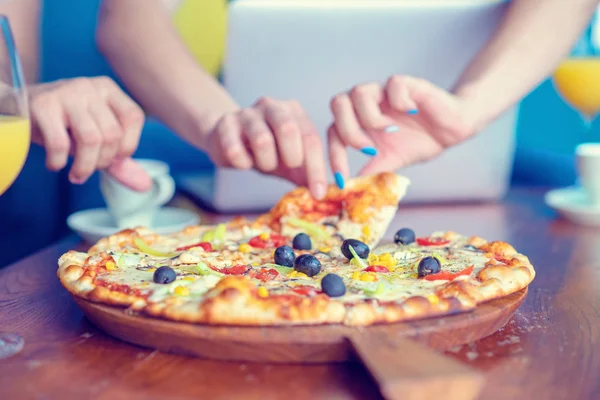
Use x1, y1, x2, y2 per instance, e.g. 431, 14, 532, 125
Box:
73, 288, 527, 400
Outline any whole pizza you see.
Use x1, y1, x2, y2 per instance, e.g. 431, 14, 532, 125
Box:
57, 172, 535, 326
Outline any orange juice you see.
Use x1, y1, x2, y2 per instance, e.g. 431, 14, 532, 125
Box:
553, 58, 600, 118
0, 115, 30, 195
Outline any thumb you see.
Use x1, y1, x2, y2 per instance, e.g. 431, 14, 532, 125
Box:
106, 158, 153, 192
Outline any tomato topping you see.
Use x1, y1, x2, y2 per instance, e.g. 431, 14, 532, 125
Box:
175, 241, 213, 252
248, 233, 287, 248
221, 265, 249, 275
291, 285, 320, 296
255, 268, 279, 282
422, 266, 474, 281
364, 265, 389, 273
416, 237, 450, 246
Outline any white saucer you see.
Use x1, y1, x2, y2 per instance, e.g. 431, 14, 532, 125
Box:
67, 207, 201, 243
544, 186, 600, 226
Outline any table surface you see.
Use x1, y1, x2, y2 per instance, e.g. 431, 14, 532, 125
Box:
1, 188, 600, 400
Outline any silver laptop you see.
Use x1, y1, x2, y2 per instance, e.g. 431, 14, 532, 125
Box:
178, 0, 517, 212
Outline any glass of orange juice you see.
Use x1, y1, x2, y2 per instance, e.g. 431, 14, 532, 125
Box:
553, 18, 600, 128
0, 15, 30, 359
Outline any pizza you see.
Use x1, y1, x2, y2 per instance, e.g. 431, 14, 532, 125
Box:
57, 172, 535, 326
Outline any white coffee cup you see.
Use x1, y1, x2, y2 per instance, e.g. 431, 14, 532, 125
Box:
575, 143, 600, 207
100, 159, 176, 229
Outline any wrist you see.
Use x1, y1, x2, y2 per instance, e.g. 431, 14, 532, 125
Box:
453, 84, 496, 135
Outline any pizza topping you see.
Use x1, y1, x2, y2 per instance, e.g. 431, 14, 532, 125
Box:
341, 239, 370, 260
248, 233, 287, 249
201, 223, 227, 245
287, 270, 309, 279
363, 282, 385, 296
417, 256, 441, 278
257, 287, 269, 298
423, 265, 474, 281
196, 262, 224, 277
221, 265, 249, 275
173, 286, 190, 296
133, 237, 179, 258
352, 271, 378, 282
274, 245, 296, 268
367, 253, 396, 269
364, 265, 389, 273
416, 237, 450, 247
286, 217, 331, 241
153, 266, 177, 284
291, 285, 319, 296
292, 233, 312, 250
175, 242, 213, 252
394, 228, 416, 245
114, 253, 141, 268
255, 268, 279, 282
294, 254, 322, 277
463, 244, 482, 252
321, 273, 346, 297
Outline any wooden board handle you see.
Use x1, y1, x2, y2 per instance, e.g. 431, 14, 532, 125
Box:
348, 333, 485, 400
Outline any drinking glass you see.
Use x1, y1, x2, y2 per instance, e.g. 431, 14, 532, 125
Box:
553, 9, 600, 129
0, 14, 30, 359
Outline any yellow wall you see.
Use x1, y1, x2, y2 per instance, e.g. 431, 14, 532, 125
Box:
172, 0, 228, 77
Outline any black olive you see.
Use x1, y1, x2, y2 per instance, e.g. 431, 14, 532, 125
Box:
274, 245, 295, 268
153, 266, 177, 284
292, 233, 312, 250
394, 228, 416, 245
341, 239, 370, 260
417, 256, 441, 278
294, 254, 322, 277
321, 273, 346, 297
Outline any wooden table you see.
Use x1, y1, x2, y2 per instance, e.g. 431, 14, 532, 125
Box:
1, 188, 599, 400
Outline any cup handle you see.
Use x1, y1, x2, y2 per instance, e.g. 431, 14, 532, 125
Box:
151, 174, 176, 207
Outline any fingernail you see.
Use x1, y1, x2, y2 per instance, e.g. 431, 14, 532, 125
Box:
384, 125, 400, 133
407, 109, 419, 115
361, 147, 377, 156
334, 172, 345, 189
69, 176, 84, 185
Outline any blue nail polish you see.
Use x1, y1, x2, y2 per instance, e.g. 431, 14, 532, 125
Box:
334, 172, 345, 189
407, 109, 419, 115
384, 125, 400, 133
361, 147, 377, 156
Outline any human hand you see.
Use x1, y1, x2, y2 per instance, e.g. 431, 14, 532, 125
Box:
327, 75, 479, 188
202, 97, 328, 199
29, 77, 151, 191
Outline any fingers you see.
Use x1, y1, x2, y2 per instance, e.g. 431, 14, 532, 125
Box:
106, 158, 153, 192
349, 83, 396, 130
385, 75, 420, 113
104, 83, 145, 159
65, 104, 103, 183
30, 94, 70, 171
214, 114, 253, 170
329, 93, 374, 151
261, 99, 304, 169
290, 102, 327, 199
87, 99, 122, 168
327, 124, 349, 189
239, 109, 278, 172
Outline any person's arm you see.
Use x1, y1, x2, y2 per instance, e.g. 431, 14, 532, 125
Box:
95, 0, 239, 150
454, 0, 599, 131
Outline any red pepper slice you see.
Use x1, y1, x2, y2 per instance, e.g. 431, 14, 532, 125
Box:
364, 265, 390, 273
175, 241, 213, 252
255, 268, 279, 282
416, 237, 450, 246
422, 265, 474, 281
291, 285, 320, 296
221, 265, 249, 275
248, 234, 287, 249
